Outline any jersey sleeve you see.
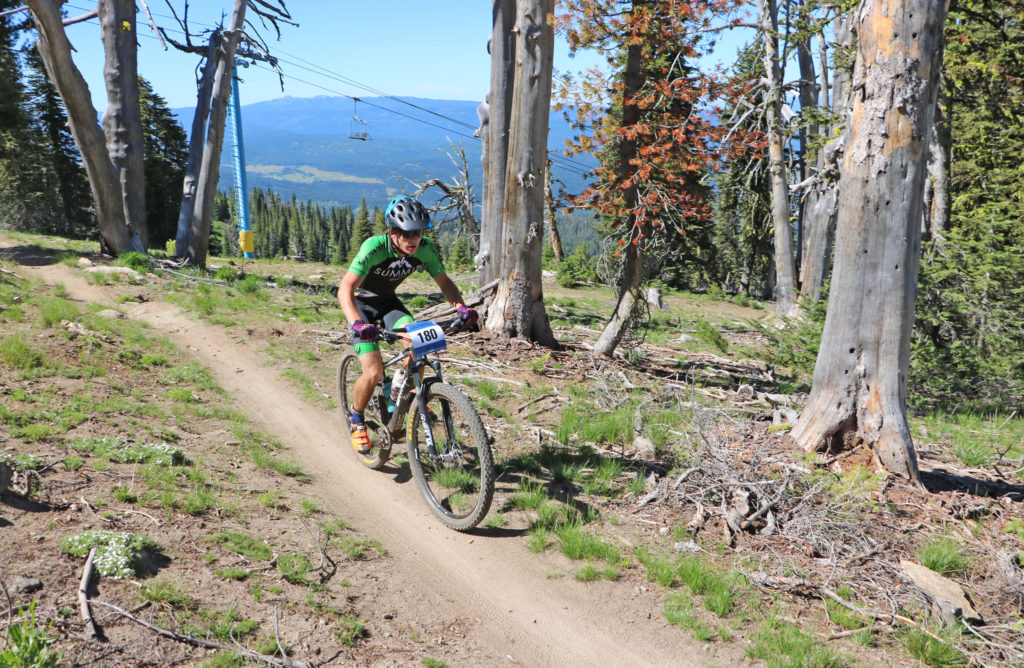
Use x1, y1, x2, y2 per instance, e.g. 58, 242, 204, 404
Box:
416, 238, 447, 277
347, 236, 385, 278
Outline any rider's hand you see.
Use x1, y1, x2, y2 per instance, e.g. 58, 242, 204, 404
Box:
350, 320, 379, 341
457, 305, 478, 325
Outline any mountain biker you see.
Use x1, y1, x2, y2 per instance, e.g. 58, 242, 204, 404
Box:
338, 195, 478, 455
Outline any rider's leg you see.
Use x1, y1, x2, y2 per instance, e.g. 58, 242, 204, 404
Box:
353, 346, 384, 413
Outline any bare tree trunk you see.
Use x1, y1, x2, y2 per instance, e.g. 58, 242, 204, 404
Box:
544, 160, 564, 262
593, 32, 644, 357
187, 0, 247, 268
99, 0, 147, 249
175, 34, 218, 258
792, 0, 949, 485
478, 0, 516, 285
25, 0, 143, 254
485, 0, 556, 347
760, 0, 798, 318
925, 100, 950, 237
594, 241, 643, 355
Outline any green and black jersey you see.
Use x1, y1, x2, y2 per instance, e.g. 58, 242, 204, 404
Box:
347, 233, 445, 300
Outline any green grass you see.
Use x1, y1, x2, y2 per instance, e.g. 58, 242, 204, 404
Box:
278, 552, 313, 586
918, 535, 971, 574
903, 627, 968, 667
334, 615, 367, 646
511, 480, 547, 511
553, 523, 619, 563
557, 400, 635, 446
337, 536, 385, 560
824, 585, 869, 630
0, 334, 47, 371
746, 617, 845, 667
664, 593, 715, 642
207, 532, 273, 561
35, 296, 78, 326
141, 580, 197, 609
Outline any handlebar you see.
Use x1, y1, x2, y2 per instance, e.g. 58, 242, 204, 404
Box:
378, 317, 465, 344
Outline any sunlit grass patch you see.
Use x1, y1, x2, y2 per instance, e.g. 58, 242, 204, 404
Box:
746, 616, 844, 667
664, 593, 715, 642
918, 535, 971, 574
141, 580, 197, 609
0, 333, 47, 371
35, 296, 78, 326
902, 626, 967, 667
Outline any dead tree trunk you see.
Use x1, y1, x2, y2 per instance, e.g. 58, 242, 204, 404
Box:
187, 0, 247, 268
99, 0, 147, 249
478, 0, 516, 285
174, 34, 218, 258
485, 0, 556, 347
792, 0, 949, 485
760, 0, 798, 318
593, 34, 644, 357
25, 0, 145, 254
544, 160, 564, 262
923, 100, 950, 238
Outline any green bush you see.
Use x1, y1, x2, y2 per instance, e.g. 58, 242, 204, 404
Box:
60, 530, 157, 578
556, 244, 598, 287
116, 251, 152, 274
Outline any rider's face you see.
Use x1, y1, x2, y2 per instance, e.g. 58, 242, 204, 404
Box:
390, 228, 422, 256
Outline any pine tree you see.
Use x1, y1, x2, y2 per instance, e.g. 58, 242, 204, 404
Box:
348, 198, 373, 262
139, 78, 188, 247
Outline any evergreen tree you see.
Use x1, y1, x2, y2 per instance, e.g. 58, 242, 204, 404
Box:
138, 78, 187, 247
0, 9, 54, 231
21, 46, 92, 237
912, 1, 1024, 408
348, 198, 373, 262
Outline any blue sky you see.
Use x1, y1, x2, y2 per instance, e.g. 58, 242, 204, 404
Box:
55, 1, 750, 112
58, 1, 604, 110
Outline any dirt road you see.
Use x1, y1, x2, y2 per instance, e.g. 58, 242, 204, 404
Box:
17, 255, 735, 667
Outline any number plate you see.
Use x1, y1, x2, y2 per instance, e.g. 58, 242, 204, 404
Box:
406, 321, 446, 358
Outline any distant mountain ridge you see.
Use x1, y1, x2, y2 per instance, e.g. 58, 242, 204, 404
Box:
171, 95, 593, 210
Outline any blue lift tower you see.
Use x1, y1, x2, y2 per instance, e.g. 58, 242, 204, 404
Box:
227, 59, 254, 259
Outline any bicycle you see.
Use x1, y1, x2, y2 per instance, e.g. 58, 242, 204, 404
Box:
337, 318, 495, 531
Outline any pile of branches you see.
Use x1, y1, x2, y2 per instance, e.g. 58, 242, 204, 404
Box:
631, 399, 1024, 665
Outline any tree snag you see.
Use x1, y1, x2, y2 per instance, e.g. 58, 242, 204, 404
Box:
792, 0, 949, 485
485, 0, 557, 346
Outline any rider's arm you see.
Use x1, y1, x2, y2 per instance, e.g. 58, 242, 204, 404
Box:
433, 273, 466, 310
338, 272, 364, 324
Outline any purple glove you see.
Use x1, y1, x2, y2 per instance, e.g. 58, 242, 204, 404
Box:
457, 305, 478, 325
350, 320, 379, 342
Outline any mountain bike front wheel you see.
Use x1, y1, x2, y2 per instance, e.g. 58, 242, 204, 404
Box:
337, 352, 391, 470
407, 382, 494, 531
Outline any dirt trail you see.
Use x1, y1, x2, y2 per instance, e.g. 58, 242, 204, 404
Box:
16, 255, 733, 668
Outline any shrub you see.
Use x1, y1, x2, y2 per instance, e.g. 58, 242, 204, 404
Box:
60, 530, 157, 578
556, 244, 598, 287
116, 251, 152, 274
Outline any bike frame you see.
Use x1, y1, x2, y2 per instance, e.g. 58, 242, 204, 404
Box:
377, 322, 458, 458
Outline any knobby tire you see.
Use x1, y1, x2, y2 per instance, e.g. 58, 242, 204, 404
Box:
407, 382, 494, 531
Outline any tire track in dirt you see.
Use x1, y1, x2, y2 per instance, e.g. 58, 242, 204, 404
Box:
20, 258, 735, 668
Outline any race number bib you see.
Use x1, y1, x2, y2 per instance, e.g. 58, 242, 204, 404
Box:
406, 321, 446, 358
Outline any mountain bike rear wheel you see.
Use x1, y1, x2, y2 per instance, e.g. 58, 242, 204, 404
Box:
337, 352, 391, 470
407, 382, 494, 531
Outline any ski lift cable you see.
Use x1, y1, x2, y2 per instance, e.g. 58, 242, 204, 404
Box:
61, 5, 595, 176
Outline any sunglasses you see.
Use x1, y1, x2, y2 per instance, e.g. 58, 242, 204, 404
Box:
395, 229, 423, 240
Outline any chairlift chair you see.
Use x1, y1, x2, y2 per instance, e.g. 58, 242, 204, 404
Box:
349, 98, 370, 141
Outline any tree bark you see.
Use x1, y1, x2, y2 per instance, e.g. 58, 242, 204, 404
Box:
924, 99, 949, 237
760, 0, 798, 318
544, 160, 564, 262
593, 30, 644, 357
99, 0, 147, 249
485, 0, 556, 347
175, 33, 218, 258
478, 0, 516, 285
187, 0, 246, 268
792, 0, 949, 484
25, 0, 144, 254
